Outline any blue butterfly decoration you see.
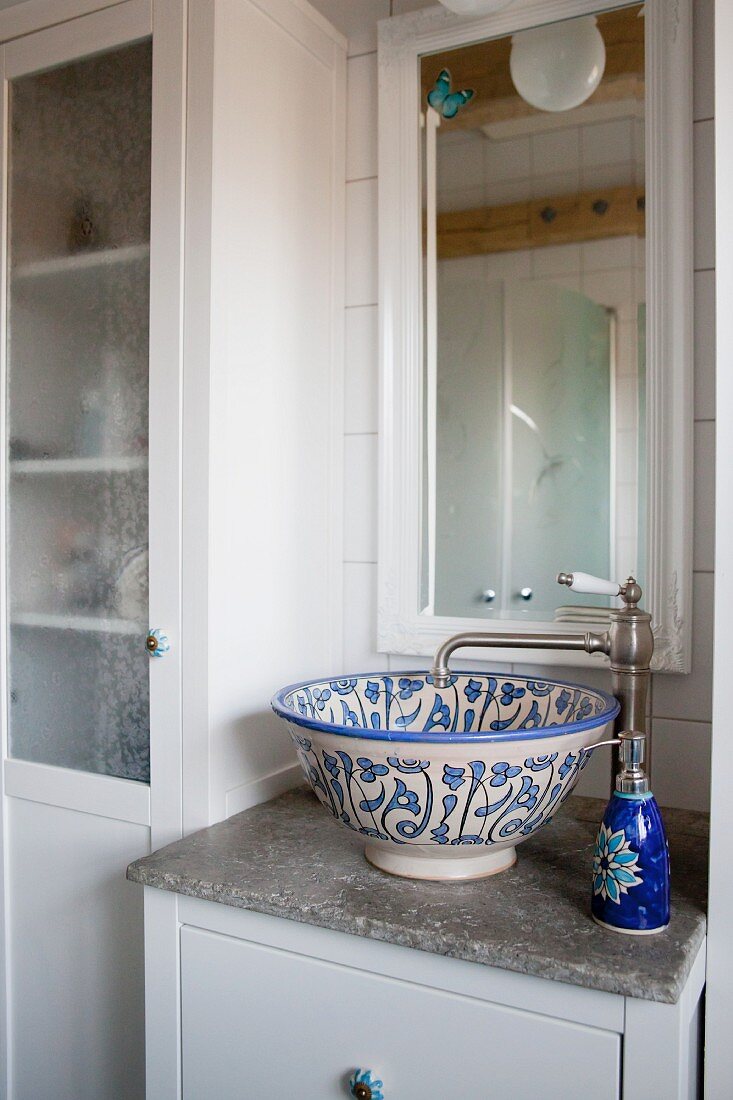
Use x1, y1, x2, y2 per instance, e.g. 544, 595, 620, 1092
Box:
427, 68, 475, 119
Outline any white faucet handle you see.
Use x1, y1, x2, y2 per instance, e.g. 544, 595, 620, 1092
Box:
556, 571, 622, 597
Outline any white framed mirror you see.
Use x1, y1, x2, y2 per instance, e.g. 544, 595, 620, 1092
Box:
377, 0, 692, 672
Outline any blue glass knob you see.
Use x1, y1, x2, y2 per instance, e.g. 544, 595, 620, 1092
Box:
146, 628, 170, 658
349, 1069, 384, 1100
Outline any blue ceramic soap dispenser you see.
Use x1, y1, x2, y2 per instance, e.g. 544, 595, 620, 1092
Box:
592, 730, 670, 935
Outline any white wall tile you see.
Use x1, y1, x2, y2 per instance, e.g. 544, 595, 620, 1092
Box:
574, 745, 615, 800
633, 263, 646, 306
386, 653, 430, 673
346, 178, 378, 306
543, 273, 582, 293
485, 249, 532, 280
580, 163, 636, 193
437, 134, 485, 194
616, 536, 637, 577
532, 243, 581, 278
634, 237, 645, 268
581, 119, 633, 169
344, 434, 378, 562
347, 53, 378, 181
391, 655, 512, 676
653, 572, 714, 724
615, 481, 638, 539
482, 178, 534, 207
633, 118, 645, 168
530, 168, 579, 200
391, 0, 435, 13
651, 718, 711, 812
582, 269, 635, 319
484, 135, 531, 183
615, 319, 638, 379
532, 128, 580, 177
439, 129, 477, 148
694, 269, 716, 419
308, 0, 389, 57
693, 119, 715, 271
345, 306, 378, 434
581, 236, 634, 273
511, 663, 611, 693
343, 563, 386, 672
615, 429, 638, 484
438, 254, 487, 284
438, 186, 487, 213
694, 420, 715, 573
611, 378, 633, 433
693, 0, 714, 123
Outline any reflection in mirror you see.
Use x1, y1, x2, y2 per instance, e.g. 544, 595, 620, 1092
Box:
420, 5, 645, 622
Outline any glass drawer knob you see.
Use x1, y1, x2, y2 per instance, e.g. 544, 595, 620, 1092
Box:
146, 628, 170, 657
349, 1069, 383, 1100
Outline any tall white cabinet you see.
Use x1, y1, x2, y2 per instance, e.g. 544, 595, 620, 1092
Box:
0, 0, 345, 1096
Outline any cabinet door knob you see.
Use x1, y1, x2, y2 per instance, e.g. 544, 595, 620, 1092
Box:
481, 588, 496, 603
146, 628, 170, 657
349, 1068, 384, 1100
518, 587, 533, 600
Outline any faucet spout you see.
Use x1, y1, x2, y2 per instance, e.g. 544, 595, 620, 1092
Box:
429, 572, 655, 791
430, 630, 609, 688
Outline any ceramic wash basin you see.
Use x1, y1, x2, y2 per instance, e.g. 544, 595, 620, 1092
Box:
271, 672, 619, 881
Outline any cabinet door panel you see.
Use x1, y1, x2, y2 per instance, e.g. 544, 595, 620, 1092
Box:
181, 926, 620, 1100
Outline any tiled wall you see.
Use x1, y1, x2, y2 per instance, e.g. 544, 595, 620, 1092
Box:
310, 0, 716, 811
437, 112, 644, 212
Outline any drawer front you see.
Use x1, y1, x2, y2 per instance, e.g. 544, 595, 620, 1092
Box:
181, 926, 620, 1100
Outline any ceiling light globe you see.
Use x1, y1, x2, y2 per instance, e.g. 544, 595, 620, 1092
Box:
510, 16, 606, 113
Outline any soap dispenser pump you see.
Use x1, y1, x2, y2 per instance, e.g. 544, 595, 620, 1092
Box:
591, 730, 670, 935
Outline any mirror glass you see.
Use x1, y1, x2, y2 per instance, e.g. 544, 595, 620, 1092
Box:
419, 5, 645, 622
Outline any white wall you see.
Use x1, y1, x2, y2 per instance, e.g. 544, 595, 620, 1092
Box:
310, 0, 715, 811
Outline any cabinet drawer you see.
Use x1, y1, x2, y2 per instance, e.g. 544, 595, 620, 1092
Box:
181, 926, 620, 1099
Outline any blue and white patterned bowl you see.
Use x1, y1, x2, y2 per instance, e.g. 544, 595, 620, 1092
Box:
272, 672, 619, 881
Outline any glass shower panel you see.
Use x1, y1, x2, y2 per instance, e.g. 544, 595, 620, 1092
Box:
507, 283, 612, 616
6, 41, 152, 781
434, 275, 504, 617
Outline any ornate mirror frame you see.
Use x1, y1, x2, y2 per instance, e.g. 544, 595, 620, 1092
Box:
377, 0, 692, 672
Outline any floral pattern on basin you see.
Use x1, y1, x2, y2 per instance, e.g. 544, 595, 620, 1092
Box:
278, 673, 614, 743
290, 736, 592, 849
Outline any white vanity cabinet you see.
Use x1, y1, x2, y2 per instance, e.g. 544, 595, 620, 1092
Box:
144, 891, 705, 1100
0, 0, 345, 1095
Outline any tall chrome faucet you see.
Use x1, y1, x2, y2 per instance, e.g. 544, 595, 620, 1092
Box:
430, 572, 654, 784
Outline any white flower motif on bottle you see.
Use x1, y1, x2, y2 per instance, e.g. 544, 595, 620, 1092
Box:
592, 823, 643, 904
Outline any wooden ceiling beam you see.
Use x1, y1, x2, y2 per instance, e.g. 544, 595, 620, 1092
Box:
437, 182, 645, 258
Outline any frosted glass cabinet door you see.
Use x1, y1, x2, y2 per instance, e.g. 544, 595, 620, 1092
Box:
5, 41, 153, 780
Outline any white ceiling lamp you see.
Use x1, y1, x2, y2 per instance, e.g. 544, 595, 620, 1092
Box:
510, 16, 606, 112
438, 0, 515, 14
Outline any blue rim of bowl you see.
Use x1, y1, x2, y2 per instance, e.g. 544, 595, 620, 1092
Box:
270, 670, 620, 744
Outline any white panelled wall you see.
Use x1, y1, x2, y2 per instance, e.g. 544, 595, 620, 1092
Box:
309, 0, 716, 811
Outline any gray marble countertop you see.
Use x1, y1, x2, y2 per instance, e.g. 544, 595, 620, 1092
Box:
127, 787, 707, 1004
